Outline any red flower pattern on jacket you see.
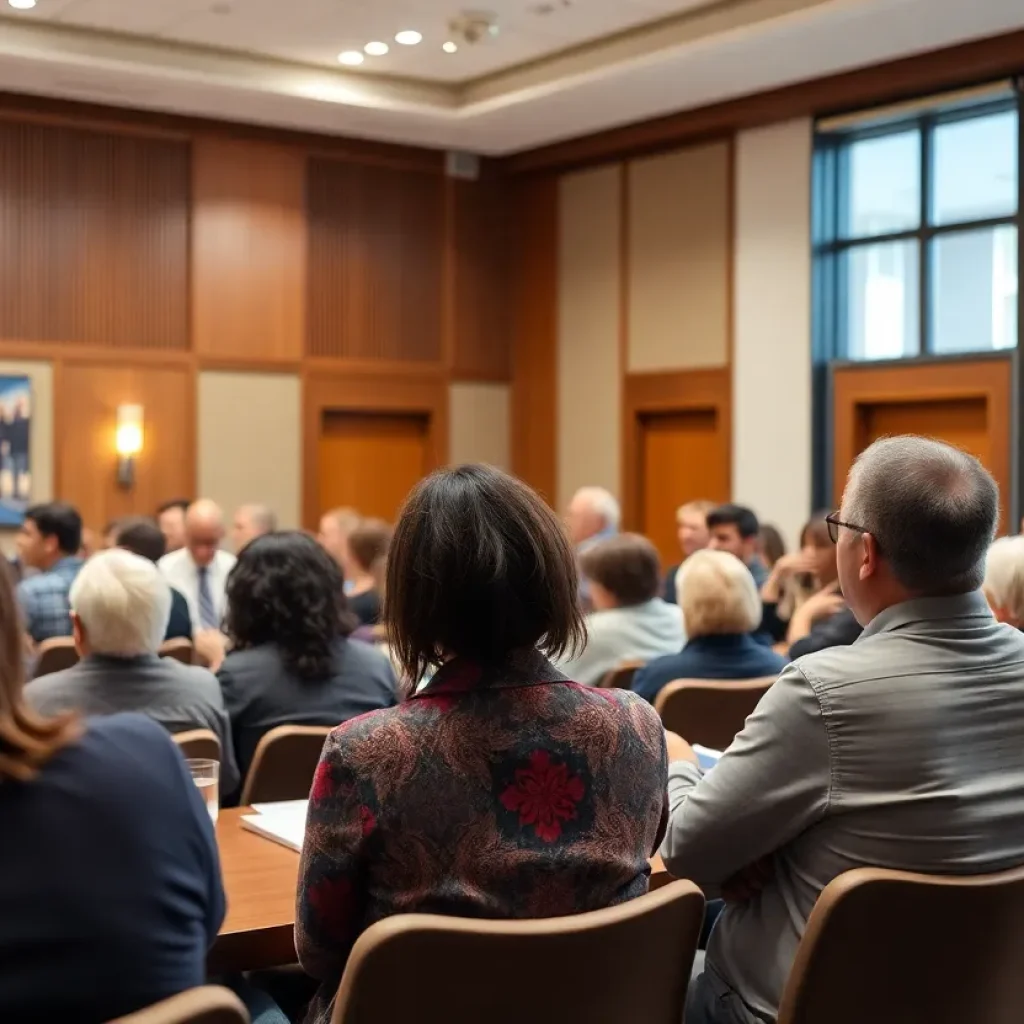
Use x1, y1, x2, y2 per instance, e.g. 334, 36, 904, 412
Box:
500, 750, 585, 842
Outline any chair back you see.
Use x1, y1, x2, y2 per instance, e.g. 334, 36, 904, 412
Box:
108, 985, 248, 1023
33, 636, 79, 678
240, 725, 332, 805
654, 677, 774, 749
173, 729, 221, 762
778, 863, 1024, 1024
159, 638, 195, 665
596, 660, 645, 689
332, 880, 705, 1024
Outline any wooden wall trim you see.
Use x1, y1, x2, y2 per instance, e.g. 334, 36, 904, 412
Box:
504, 29, 1024, 174
622, 367, 732, 532
831, 357, 1012, 529
302, 370, 450, 527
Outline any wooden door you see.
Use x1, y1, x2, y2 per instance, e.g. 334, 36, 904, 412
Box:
318, 411, 430, 522
640, 409, 730, 567
858, 398, 990, 464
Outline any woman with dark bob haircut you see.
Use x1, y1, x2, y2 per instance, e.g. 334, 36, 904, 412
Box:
217, 531, 397, 784
296, 466, 669, 1021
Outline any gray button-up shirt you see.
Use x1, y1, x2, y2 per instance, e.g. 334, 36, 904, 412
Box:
662, 591, 1024, 1023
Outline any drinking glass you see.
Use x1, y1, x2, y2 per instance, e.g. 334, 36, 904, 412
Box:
187, 758, 220, 824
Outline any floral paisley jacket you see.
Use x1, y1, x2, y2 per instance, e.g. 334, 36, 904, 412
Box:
295, 649, 668, 1022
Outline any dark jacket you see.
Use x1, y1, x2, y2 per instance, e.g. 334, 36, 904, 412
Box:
166, 586, 194, 641
0, 714, 224, 1023
788, 606, 862, 659
217, 637, 398, 783
632, 633, 788, 704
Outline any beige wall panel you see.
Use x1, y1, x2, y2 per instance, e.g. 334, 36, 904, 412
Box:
198, 371, 301, 531
628, 142, 730, 372
733, 119, 812, 547
448, 383, 510, 471
0, 359, 53, 553
557, 164, 622, 512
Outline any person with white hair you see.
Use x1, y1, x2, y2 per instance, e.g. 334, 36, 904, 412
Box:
24, 549, 238, 795
666, 435, 1024, 1024
231, 503, 277, 553
158, 498, 236, 631
984, 535, 1024, 629
631, 549, 787, 703
565, 486, 621, 605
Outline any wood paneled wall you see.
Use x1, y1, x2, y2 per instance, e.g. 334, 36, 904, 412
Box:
0, 100, 515, 529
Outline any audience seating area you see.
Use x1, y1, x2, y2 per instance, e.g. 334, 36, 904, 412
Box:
109, 987, 248, 1024
239, 726, 332, 806
655, 677, 775, 750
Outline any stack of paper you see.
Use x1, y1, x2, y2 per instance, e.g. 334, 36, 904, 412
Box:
241, 799, 309, 853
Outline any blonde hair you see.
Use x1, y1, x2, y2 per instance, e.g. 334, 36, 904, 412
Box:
677, 549, 762, 637
984, 536, 1024, 624
675, 499, 715, 524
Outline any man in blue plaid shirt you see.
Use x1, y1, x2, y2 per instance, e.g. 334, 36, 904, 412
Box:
16, 502, 85, 645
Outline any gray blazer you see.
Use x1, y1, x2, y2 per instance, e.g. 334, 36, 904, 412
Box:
662, 591, 1024, 1024
25, 653, 239, 795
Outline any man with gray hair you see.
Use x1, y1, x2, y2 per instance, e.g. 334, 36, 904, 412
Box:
231, 503, 277, 553
661, 436, 1024, 1024
565, 486, 621, 606
25, 549, 238, 795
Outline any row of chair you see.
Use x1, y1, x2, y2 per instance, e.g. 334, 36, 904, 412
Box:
112, 859, 1024, 1023
33, 636, 206, 679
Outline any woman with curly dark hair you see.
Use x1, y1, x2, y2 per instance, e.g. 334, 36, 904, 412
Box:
217, 531, 397, 783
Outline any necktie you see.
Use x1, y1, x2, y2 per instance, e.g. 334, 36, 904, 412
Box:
197, 565, 218, 630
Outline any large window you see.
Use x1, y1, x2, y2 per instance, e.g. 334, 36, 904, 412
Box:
814, 91, 1020, 360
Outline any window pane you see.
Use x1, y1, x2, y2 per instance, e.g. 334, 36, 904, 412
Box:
931, 111, 1018, 226
843, 241, 920, 359
842, 131, 920, 238
931, 226, 1017, 354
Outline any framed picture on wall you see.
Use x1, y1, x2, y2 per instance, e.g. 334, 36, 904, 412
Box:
0, 375, 31, 526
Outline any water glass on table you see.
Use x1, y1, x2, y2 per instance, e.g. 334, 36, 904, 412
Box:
187, 758, 220, 824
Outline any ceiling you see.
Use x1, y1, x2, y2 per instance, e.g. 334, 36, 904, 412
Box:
0, 0, 1021, 154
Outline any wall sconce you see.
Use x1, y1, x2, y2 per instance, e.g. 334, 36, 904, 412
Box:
115, 404, 144, 489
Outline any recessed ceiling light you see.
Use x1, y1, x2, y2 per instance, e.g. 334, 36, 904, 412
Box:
337, 50, 365, 66
395, 30, 423, 46
8, 0, 37, 9
364, 41, 389, 56
442, 41, 458, 54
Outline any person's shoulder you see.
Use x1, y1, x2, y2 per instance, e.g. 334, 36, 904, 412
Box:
87, 710, 175, 748
322, 703, 403, 756
157, 549, 186, 571
161, 657, 223, 696
17, 570, 56, 598
570, 683, 665, 731
221, 644, 279, 674
340, 636, 393, 675
215, 549, 237, 570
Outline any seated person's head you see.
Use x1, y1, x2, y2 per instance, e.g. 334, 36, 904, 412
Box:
69, 549, 171, 658
706, 504, 760, 563
835, 436, 997, 625
184, 499, 225, 568
224, 531, 356, 682
800, 513, 837, 585
676, 500, 714, 558
758, 523, 786, 569
565, 487, 620, 546
346, 518, 392, 582
388, 465, 585, 683
156, 499, 190, 553
579, 533, 662, 611
18, 502, 83, 571
676, 549, 761, 639
231, 504, 277, 553
984, 536, 1024, 628
113, 517, 166, 564
317, 507, 361, 570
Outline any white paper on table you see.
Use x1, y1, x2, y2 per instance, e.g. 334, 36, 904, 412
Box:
241, 799, 309, 853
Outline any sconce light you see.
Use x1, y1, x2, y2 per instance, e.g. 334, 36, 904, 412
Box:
115, 404, 143, 489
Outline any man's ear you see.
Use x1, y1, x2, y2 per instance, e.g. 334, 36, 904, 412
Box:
70, 612, 86, 656
859, 532, 880, 581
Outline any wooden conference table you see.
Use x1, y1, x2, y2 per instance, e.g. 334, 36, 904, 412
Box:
209, 807, 672, 974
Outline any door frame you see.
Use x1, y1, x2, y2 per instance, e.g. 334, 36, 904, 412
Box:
622, 367, 732, 534
302, 365, 449, 529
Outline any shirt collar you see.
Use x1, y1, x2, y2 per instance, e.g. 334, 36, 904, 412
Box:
411, 648, 569, 699
859, 590, 992, 641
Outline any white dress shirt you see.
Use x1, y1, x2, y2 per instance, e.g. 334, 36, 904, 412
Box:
158, 548, 236, 631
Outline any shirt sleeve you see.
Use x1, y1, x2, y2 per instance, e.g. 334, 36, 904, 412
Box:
660, 664, 831, 887
295, 725, 371, 982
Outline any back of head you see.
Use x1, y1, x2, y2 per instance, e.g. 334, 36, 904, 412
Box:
26, 501, 82, 556
984, 536, 1024, 626
706, 503, 760, 539
347, 518, 392, 575
676, 549, 761, 638
579, 533, 662, 608
387, 465, 586, 682
843, 435, 998, 595
237, 503, 277, 536
70, 549, 172, 657
567, 486, 621, 544
224, 531, 355, 682
114, 517, 166, 563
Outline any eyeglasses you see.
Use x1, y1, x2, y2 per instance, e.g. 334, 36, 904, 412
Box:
825, 511, 869, 545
